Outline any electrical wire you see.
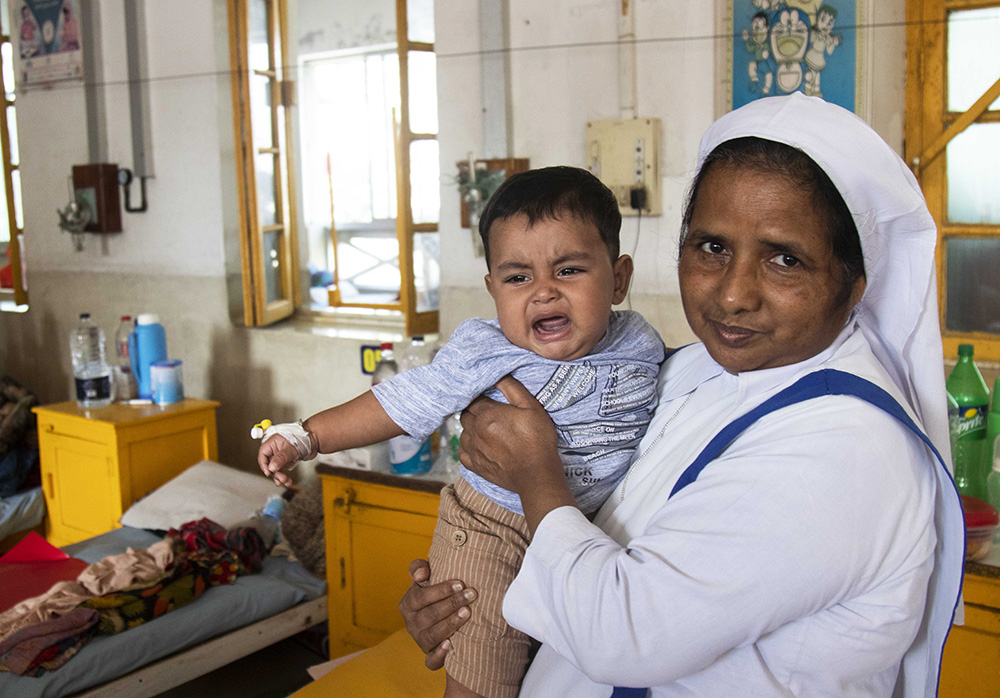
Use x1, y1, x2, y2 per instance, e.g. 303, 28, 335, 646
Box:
626, 205, 641, 311
5, 17, 960, 97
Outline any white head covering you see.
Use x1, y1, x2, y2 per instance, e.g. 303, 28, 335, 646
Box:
697, 94, 962, 698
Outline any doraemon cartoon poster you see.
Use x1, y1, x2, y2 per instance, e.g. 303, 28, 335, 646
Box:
731, 0, 856, 112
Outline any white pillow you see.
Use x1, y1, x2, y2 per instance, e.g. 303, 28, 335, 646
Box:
120, 460, 280, 531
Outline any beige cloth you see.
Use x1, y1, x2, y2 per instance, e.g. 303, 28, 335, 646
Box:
0, 540, 173, 644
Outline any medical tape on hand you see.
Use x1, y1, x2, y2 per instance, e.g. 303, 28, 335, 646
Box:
262, 421, 317, 465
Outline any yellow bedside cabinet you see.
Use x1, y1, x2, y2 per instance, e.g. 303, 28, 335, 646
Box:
34, 399, 220, 547
319, 464, 448, 658
939, 561, 1000, 697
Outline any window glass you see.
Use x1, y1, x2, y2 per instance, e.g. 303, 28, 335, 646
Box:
947, 123, 1000, 225
263, 229, 283, 304
409, 139, 439, 225
250, 74, 273, 149
947, 8, 1000, 112
352, 247, 400, 291
337, 230, 399, 304
0, 157, 7, 244
407, 51, 438, 134
407, 0, 435, 43
945, 237, 1000, 333
249, 0, 271, 72
10, 167, 21, 229
413, 232, 440, 312
5, 107, 16, 166
301, 52, 399, 229
1, 42, 13, 96
255, 153, 276, 227
275, 106, 288, 222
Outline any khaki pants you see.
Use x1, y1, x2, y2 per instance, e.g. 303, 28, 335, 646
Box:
428, 479, 534, 698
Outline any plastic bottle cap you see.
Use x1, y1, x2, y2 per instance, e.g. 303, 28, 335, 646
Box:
137, 313, 160, 325
412, 335, 424, 342
79, 313, 90, 320
380, 342, 393, 350
958, 344, 974, 357
121, 315, 131, 321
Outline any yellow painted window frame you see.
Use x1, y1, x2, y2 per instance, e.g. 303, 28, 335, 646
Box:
326, 0, 439, 337
0, 24, 25, 307
905, 0, 1000, 360
228, 0, 301, 327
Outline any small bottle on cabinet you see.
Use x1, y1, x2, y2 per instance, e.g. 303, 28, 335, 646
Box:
113, 315, 138, 401
69, 313, 113, 408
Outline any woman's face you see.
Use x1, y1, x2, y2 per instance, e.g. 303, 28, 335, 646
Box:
679, 163, 865, 374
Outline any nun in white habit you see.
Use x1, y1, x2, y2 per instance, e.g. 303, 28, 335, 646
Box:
407, 93, 965, 698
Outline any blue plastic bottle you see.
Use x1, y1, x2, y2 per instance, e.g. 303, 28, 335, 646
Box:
128, 314, 168, 399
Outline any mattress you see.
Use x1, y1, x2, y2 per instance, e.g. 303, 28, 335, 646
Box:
0, 486, 45, 542
0, 525, 327, 698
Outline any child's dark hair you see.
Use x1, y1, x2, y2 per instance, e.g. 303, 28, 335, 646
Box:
477, 166, 622, 268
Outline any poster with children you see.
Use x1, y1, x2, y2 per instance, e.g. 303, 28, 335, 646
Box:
731, 0, 856, 112
12, 0, 83, 87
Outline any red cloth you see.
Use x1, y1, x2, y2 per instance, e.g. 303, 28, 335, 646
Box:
0, 533, 88, 614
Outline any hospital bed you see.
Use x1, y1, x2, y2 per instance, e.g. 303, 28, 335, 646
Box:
0, 463, 328, 698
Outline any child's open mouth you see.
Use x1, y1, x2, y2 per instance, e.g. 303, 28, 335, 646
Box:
532, 314, 571, 340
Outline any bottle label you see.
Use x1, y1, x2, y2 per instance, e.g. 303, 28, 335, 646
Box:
389, 436, 432, 475
76, 375, 111, 402
955, 404, 988, 440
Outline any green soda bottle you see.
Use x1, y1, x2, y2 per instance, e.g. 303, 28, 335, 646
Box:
987, 377, 1000, 471
946, 344, 991, 499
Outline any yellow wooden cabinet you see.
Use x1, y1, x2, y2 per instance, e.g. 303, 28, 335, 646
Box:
319, 465, 446, 659
940, 564, 1000, 697
34, 399, 220, 547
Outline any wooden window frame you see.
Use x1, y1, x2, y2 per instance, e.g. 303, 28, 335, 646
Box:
905, 0, 1000, 359
228, 0, 300, 326
0, 19, 25, 307
326, 0, 439, 336
229, 0, 440, 336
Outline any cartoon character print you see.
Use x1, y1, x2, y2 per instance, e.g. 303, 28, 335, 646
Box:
742, 12, 774, 95
740, 0, 846, 102
804, 5, 841, 97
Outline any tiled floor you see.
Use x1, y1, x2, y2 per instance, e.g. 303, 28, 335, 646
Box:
155, 628, 328, 698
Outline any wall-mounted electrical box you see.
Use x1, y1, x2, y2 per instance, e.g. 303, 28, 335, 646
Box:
72, 164, 122, 233
585, 117, 661, 217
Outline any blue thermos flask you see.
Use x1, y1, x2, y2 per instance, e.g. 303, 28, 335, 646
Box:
128, 314, 168, 399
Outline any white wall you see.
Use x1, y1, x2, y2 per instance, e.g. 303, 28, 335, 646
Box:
0, 0, 378, 474
25, 0, 227, 277
436, 0, 907, 349
0, 0, 908, 475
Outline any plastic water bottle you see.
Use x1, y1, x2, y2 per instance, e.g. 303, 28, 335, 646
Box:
946, 344, 991, 500
399, 335, 432, 372
371, 342, 398, 386
373, 341, 432, 476
113, 315, 138, 401
70, 313, 113, 408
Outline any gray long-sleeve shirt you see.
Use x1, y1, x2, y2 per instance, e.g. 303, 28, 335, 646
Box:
372, 310, 665, 514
